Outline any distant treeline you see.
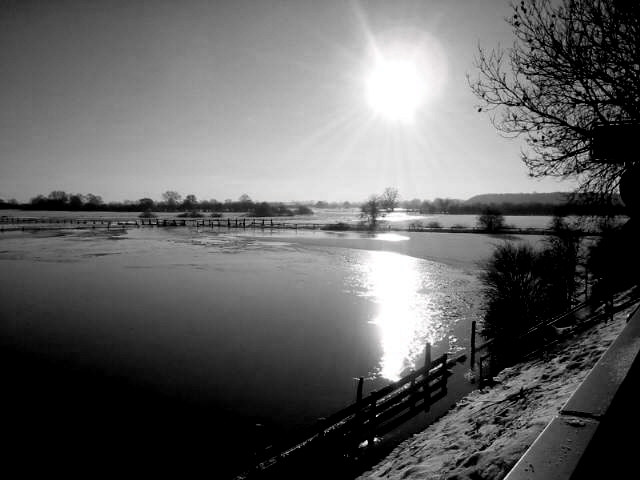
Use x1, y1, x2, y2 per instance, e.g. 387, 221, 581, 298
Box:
0, 190, 626, 217
399, 196, 626, 216
0, 191, 313, 217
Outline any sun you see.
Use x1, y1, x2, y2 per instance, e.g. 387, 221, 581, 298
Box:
365, 56, 426, 124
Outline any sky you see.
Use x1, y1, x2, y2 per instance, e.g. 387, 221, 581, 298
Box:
0, 0, 576, 203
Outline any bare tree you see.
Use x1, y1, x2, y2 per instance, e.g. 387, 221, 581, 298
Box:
477, 208, 506, 232
162, 191, 182, 211
182, 194, 198, 211
469, 0, 640, 198
380, 187, 400, 212
361, 195, 383, 229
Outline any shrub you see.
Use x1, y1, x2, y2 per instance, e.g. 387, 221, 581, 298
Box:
251, 202, 295, 217
477, 208, 505, 232
360, 196, 383, 230
321, 222, 351, 231
481, 237, 581, 366
481, 243, 545, 340
295, 205, 314, 215
588, 221, 640, 302
138, 209, 157, 218
426, 221, 442, 229
210, 212, 223, 218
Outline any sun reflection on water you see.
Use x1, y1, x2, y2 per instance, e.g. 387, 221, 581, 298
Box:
360, 250, 440, 380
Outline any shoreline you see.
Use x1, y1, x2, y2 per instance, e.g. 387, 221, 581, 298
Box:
355, 301, 638, 480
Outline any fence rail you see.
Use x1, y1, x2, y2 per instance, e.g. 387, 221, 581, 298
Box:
471, 289, 640, 386
235, 347, 466, 479
0, 216, 331, 231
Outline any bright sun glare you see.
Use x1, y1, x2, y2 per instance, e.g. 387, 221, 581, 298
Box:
365, 57, 426, 124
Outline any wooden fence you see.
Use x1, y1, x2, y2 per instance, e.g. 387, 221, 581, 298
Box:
469, 290, 640, 386
0, 216, 328, 231
235, 346, 467, 480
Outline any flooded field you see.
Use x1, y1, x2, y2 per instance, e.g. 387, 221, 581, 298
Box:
0, 219, 545, 477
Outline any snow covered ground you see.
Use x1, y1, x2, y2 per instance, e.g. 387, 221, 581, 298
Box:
357, 302, 638, 480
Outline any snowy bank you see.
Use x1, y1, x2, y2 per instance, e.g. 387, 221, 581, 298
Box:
357, 303, 638, 480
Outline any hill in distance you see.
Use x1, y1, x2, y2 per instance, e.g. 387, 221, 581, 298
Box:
465, 192, 571, 205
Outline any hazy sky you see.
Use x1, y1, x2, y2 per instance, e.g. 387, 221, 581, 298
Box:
0, 0, 575, 203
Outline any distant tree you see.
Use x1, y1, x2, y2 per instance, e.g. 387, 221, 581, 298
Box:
295, 205, 313, 215
404, 198, 422, 211
68, 194, 85, 210
432, 198, 453, 213
138, 198, 155, 211
42, 190, 68, 209
30, 195, 46, 207
315, 201, 329, 209
342, 201, 352, 209
360, 195, 383, 230
252, 202, 274, 217
47, 190, 68, 208
477, 208, 506, 232
162, 191, 182, 211
238, 194, 253, 211
420, 200, 434, 213
84, 194, 103, 210
469, 0, 640, 198
182, 194, 198, 211
380, 187, 400, 212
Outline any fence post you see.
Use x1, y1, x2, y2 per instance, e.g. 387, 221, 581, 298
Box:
440, 353, 448, 397
424, 343, 431, 412
368, 399, 376, 447
355, 376, 365, 443
470, 321, 476, 369
584, 265, 589, 301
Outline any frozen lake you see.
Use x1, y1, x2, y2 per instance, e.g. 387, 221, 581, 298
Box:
0, 222, 546, 477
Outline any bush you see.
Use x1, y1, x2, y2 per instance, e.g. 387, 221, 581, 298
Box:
481, 237, 581, 365
477, 208, 505, 232
210, 212, 223, 218
588, 220, 640, 301
426, 221, 442, 229
138, 209, 157, 218
251, 202, 295, 217
360, 196, 383, 230
295, 205, 314, 215
482, 243, 545, 341
321, 222, 351, 231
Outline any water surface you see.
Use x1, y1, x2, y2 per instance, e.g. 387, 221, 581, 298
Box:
0, 225, 535, 476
